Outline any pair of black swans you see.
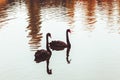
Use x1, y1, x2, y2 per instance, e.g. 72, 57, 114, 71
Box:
34, 29, 71, 74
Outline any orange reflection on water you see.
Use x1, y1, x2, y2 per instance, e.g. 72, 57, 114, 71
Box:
101, 0, 120, 33
0, 0, 11, 28
26, 0, 43, 51
83, 0, 96, 31
65, 0, 75, 27
0, 0, 7, 6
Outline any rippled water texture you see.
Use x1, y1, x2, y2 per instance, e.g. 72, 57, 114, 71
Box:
0, 0, 120, 80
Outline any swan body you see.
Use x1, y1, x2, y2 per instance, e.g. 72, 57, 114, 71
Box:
49, 29, 71, 51
34, 49, 51, 63
34, 33, 52, 74
49, 41, 67, 50
34, 33, 51, 63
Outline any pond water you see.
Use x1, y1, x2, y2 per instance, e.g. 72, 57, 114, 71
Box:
0, 0, 120, 80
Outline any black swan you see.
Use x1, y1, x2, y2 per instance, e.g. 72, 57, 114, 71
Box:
49, 29, 71, 51
34, 33, 52, 74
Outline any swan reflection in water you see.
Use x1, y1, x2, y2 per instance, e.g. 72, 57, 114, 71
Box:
66, 46, 71, 64
49, 29, 71, 64
34, 33, 52, 75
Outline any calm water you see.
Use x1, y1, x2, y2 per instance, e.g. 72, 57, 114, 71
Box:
0, 0, 120, 80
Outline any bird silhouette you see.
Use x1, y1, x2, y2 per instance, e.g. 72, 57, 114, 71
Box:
48, 29, 71, 64
34, 33, 52, 74
49, 29, 71, 51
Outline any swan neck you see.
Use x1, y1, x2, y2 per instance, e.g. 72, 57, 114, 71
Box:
66, 30, 70, 46
46, 34, 51, 53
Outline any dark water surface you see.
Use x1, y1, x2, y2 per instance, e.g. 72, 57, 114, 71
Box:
0, 0, 120, 80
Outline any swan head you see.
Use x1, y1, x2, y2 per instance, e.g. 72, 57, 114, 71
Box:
47, 33, 51, 38
67, 29, 71, 33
